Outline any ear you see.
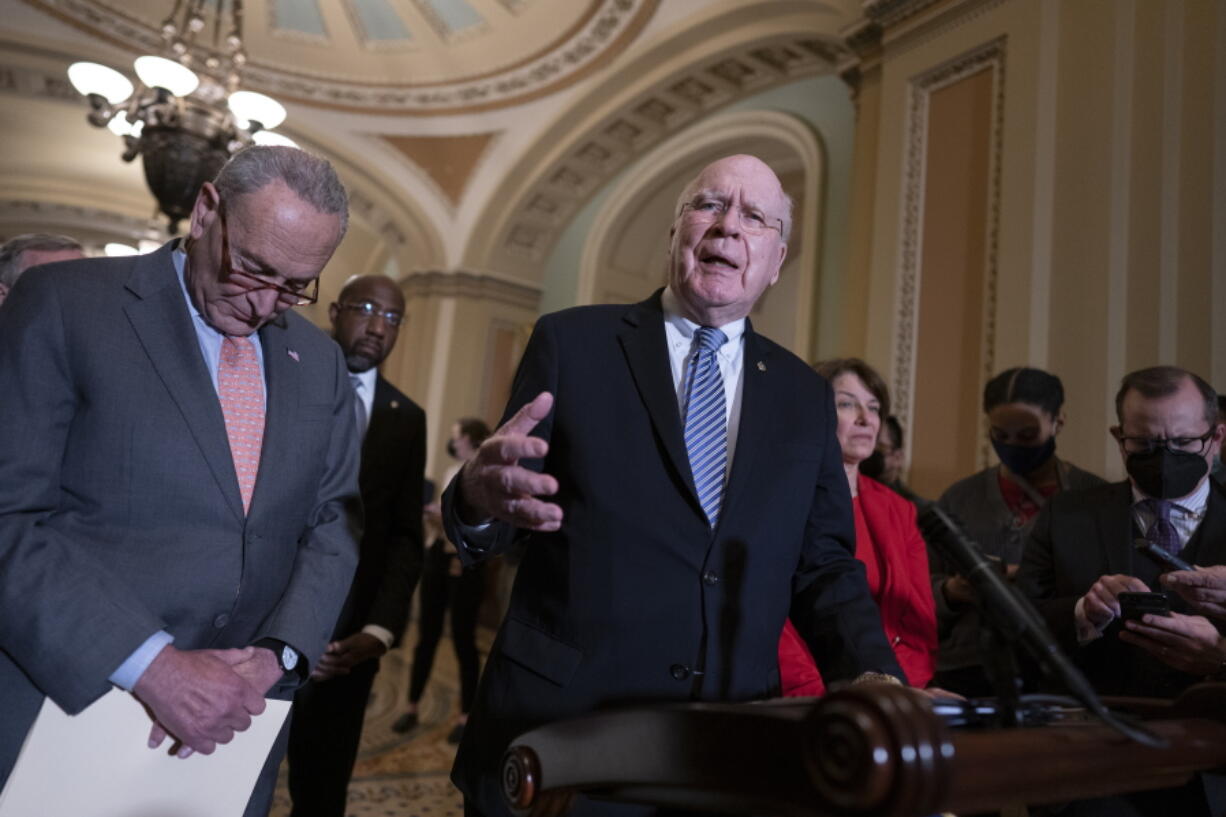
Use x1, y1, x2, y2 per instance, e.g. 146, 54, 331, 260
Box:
1054, 410, 1066, 434
187, 182, 221, 243
768, 241, 787, 287
328, 301, 340, 326
1109, 425, 1123, 443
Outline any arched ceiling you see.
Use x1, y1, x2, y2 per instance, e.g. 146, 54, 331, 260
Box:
24, 0, 658, 114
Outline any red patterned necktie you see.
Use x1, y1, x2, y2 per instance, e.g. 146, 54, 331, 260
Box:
218, 336, 265, 514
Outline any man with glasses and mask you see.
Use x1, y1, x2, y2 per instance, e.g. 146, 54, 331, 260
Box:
1018, 365, 1226, 817
441, 155, 901, 817
0, 146, 361, 817
287, 274, 425, 817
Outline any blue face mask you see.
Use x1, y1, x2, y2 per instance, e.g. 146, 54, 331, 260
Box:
992, 436, 1056, 477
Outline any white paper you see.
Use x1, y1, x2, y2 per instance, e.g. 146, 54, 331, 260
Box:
0, 689, 290, 817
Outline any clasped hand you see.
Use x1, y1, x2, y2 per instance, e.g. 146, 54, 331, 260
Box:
457, 391, 563, 532
133, 644, 283, 758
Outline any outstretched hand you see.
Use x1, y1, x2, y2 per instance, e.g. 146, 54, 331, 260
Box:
456, 392, 563, 531
1161, 565, 1226, 620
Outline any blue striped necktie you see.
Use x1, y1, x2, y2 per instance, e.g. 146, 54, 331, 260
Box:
683, 326, 729, 528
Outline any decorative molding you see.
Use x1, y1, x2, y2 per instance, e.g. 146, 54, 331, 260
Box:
864, 0, 944, 29
892, 37, 1006, 466
0, 62, 81, 102
22, 0, 658, 115
0, 198, 166, 243
494, 34, 846, 265
400, 269, 540, 311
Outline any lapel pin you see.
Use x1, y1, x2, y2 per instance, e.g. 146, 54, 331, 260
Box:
757, 361, 766, 372
390, 400, 399, 409
287, 348, 300, 363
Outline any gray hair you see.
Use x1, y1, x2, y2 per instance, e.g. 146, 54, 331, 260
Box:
0, 233, 84, 289
214, 146, 350, 238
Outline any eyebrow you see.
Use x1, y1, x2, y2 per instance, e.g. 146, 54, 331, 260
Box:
835, 390, 879, 404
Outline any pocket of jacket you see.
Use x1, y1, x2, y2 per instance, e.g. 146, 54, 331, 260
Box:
499, 617, 583, 687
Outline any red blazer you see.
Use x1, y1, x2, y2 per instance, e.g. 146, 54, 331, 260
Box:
779, 475, 937, 695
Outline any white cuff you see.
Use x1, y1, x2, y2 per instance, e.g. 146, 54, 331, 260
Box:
361, 624, 394, 650
1074, 596, 1108, 645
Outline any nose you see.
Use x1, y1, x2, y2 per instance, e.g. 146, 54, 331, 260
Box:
249, 287, 281, 318
711, 205, 742, 237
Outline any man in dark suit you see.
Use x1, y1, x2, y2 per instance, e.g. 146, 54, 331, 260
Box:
1018, 365, 1226, 816
443, 154, 903, 816
0, 146, 361, 817
287, 274, 426, 816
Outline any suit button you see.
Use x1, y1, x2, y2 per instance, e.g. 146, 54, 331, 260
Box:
702, 571, 719, 585
213, 614, 230, 629
670, 664, 690, 681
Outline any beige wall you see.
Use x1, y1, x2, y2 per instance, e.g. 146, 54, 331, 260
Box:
845, 0, 1226, 497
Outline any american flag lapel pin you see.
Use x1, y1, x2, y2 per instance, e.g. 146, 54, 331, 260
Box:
287, 348, 300, 363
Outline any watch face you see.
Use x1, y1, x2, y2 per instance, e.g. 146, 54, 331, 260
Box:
281, 645, 298, 670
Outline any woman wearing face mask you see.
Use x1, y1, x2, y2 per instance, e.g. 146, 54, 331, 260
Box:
778, 359, 938, 696
931, 367, 1106, 697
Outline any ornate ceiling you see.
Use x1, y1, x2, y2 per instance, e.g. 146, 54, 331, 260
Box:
23, 0, 658, 114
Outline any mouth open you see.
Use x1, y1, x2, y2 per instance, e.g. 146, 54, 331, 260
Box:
699, 252, 740, 270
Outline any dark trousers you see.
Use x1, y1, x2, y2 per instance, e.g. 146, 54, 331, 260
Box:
286, 658, 380, 817
409, 541, 484, 712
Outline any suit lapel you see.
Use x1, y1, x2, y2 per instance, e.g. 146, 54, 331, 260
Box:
1186, 481, 1226, 566
616, 293, 703, 515
1094, 481, 1137, 575
719, 323, 771, 530
254, 317, 300, 515
123, 244, 245, 521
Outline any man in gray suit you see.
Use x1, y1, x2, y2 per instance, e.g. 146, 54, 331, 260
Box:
0, 146, 362, 816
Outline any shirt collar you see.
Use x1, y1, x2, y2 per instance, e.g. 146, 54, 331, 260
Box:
1131, 475, 1212, 517
352, 366, 378, 393
661, 285, 746, 349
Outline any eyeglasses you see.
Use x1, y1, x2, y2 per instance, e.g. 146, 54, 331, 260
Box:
336, 300, 404, 327
217, 200, 319, 306
680, 198, 784, 236
1116, 428, 1216, 456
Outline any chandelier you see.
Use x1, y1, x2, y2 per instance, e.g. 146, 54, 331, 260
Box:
65, 0, 296, 233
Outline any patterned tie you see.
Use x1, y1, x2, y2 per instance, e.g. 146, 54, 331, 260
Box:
351, 374, 369, 438
1141, 498, 1181, 555
683, 326, 729, 528
218, 336, 264, 514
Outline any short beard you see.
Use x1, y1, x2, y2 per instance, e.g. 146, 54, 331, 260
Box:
345, 352, 379, 373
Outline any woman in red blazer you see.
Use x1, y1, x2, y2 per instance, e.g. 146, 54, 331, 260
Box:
779, 358, 938, 696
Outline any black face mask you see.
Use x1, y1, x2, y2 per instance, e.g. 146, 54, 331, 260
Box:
446, 439, 458, 459
1126, 447, 1208, 500
859, 450, 886, 480
992, 436, 1056, 477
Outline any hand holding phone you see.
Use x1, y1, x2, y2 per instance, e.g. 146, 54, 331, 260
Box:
1117, 591, 1171, 621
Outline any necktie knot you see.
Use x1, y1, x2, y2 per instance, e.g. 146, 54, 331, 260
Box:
694, 326, 727, 355
1141, 497, 1173, 522
350, 373, 363, 393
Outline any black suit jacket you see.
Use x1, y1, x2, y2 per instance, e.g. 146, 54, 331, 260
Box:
332, 376, 426, 645
442, 291, 901, 814
1018, 479, 1226, 698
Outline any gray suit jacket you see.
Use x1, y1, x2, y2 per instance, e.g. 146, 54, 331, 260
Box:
0, 243, 361, 782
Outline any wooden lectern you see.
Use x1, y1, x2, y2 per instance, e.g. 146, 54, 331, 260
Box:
500, 683, 1226, 816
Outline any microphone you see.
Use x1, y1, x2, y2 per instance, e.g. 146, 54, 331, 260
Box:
918, 504, 1163, 747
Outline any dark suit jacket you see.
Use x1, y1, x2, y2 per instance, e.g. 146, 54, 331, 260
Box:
1017, 479, 1226, 698
0, 244, 362, 783
331, 376, 426, 645
442, 291, 901, 814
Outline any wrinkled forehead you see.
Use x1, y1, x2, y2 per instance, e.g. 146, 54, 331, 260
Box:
678, 157, 785, 212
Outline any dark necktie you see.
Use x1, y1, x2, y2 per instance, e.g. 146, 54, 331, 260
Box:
1141, 498, 1181, 555
683, 326, 728, 528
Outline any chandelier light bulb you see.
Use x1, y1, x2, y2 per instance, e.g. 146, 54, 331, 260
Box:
106, 116, 144, 137
228, 91, 286, 130
134, 56, 199, 97
67, 62, 133, 104
252, 130, 298, 149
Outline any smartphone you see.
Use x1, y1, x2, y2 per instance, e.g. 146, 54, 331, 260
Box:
1118, 591, 1171, 621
